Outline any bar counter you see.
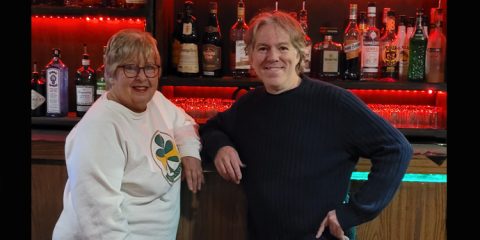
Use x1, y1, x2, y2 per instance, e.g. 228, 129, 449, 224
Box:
32, 129, 446, 240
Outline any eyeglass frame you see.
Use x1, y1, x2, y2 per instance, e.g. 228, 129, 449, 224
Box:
117, 64, 162, 78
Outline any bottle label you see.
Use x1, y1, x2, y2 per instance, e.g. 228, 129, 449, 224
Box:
46, 68, 61, 114
237, 7, 245, 19
178, 43, 199, 73
303, 44, 312, 73
82, 59, 90, 66
381, 45, 399, 68
322, 50, 339, 73
172, 39, 181, 68
31, 90, 46, 110
76, 85, 95, 105
202, 44, 222, 71
235, 40, 250, 69
182, 23, 192, 35
362, 42, 380, 71
96, 80, 106, 97
126, 0, 145, 3
344, 40, 360, 60
205, 26, 219, 33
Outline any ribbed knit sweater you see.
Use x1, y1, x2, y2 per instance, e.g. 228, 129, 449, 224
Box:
200, 76, 413, 239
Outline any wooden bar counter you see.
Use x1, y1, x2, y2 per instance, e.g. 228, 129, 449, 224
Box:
32, 129, 446, 240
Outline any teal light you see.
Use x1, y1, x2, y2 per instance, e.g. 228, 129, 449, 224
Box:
351, 172, 446, 183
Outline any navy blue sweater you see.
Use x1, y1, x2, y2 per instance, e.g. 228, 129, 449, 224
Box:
200, 76, 413, 239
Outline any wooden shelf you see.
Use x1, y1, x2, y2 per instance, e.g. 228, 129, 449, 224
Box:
31, 5, 147, 17
31, 116, 446, 140
161, 75, 447, 91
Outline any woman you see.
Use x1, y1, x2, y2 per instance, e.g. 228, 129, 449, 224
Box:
53, 29, 204, 239
200, 11, 412, 240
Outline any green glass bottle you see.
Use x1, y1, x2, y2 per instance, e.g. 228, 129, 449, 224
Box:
407, 8, 428, 82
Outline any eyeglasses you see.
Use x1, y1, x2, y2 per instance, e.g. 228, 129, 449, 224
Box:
118, 64, 161, 78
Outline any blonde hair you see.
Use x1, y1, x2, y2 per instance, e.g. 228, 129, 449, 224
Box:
244, 10, 306, 73
104, 29, 161, 88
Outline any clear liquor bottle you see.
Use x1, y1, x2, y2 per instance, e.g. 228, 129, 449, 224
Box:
379, 10, 399, 81
425, 8, 446, 83
45, 48, 69, 117
201, 1, 223, 77
230, 0, 250, 78
312, 35, 342, 81
177, 0, 200, 77
407, 8, 428, 82
298, 0, 312, 74
397, 15, 408, 81
31, 62, 46, 117
75, 44, 96, 117
96, 46, 107, 100
343, 3, 361, 81
361, 2, 380, 81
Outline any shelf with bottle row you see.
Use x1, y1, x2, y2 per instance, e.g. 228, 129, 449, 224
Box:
31, 5, 148, 17
160, 75, 447, 91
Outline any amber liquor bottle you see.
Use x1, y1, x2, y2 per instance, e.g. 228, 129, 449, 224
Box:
230, 0, 250, 78
379, 10, 399, 81
31, 62, 46, 117
75, 44, 96, 117
343, 3, 361, 81
177, 0, 200, 77
202, 1, 223, 77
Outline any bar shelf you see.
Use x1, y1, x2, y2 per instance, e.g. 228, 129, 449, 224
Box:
161, 75, 446, 91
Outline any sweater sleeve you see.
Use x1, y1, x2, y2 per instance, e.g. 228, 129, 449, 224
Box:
199, 97, 241, 162
159, 92, 202, 160
335, 90, 413, 230
65, 121, 132, 239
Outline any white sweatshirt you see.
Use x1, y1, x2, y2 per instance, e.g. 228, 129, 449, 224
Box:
53, 91, 201, 240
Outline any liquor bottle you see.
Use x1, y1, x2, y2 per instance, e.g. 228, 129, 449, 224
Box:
75, 44, 96, 117
380, 7, 391, 36
358, 11, 368, 60
407, 8, 428, 82
342, 3, 361, 81
45, 48, 69, 117
379, 10, 399, 81
400, 16, 415, 81
96, 46, 107, 99
201, 1, 223, 77
361, 2, 380, 81
230, 0, 250, 78
125, 0, 146, 9
312, 35, 342, 81
298, 0, 312, 75
396, 15, 408, 81
425, 8, 446, 83
31, 62, 46, 117
429, 7, 437, 34
171, 12, 183, 75
177, 0, 200, 77
422, 14, 429, 39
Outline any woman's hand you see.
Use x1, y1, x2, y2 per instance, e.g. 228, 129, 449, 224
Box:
181, 156, 204, 193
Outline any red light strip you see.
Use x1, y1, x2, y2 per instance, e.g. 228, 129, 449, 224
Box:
32, 15, 145, 24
